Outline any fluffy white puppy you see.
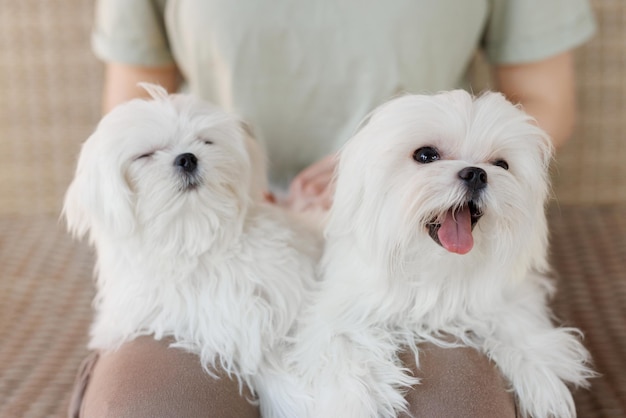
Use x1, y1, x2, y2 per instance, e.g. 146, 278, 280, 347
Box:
63, 84, 319, 410
288, 90, 594, 418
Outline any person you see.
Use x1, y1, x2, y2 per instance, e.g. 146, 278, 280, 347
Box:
70, 1, 595, 416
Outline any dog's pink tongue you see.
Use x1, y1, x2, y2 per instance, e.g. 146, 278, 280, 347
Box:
438, 207, 473, 254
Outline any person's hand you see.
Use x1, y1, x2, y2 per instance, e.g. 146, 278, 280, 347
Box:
286, 154, 338, 212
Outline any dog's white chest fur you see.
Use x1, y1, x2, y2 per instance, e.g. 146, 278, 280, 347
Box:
90, 205, 317, 380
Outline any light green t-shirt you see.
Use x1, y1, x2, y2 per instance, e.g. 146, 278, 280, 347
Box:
93, 0, 595, 185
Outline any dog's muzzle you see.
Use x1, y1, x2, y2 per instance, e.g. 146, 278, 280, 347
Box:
426, 167, 486, 255
458, 166, 487, 198
174, 153, 198, 173
174, 153, 201, 190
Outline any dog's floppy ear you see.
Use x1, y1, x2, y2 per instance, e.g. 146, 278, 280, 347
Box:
138, 82, 169, 101
63, 131, 136, 240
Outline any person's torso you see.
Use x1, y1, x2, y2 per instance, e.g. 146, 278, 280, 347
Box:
165, 0, 488, 184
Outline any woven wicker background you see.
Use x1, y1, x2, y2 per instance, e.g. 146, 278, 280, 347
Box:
0, 217, 94, 418
0, 208, 624, 418
0, 0, 625, 215
0, 0, 624, 417
0, 0, 102, 216
554, 0, 626, 204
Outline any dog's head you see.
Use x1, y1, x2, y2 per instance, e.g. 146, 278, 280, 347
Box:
63, 84, 267, 254
328, 90, 553, 276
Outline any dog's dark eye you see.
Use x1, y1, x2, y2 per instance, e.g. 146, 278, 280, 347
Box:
136, 152, 154, 160
203, 140, 213, 145
413, 147, 440, 164
493, 159, 509, 170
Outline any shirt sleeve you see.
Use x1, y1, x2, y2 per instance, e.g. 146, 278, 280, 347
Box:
91, 0, 174, 66
483, 0, 596, 64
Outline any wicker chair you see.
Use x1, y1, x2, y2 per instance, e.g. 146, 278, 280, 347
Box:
0, 0, 624, 416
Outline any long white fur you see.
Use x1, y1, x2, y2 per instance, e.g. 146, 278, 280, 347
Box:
63, 84, 320, 412
285, 90, 595, 418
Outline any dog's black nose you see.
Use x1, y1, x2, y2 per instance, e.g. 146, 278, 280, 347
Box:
458, 167, 487, 191
174, 153, 198, 173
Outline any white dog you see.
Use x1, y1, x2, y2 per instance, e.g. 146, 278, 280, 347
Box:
63, 84, 320, 412
287, 90, 594, 418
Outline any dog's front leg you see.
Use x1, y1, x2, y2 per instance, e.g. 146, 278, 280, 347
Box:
483, 302, 594, 418
290, 325, 416, 418
317, 335, 416, 418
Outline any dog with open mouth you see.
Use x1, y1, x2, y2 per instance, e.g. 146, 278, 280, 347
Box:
285, 90, 594, 418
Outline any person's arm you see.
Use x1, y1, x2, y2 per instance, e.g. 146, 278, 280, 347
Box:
102, 62, 180, 114
493, 51, 577, 149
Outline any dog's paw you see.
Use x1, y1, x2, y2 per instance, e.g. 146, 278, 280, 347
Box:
512, 367, 577, 418
492, 322, 594, 417
293, 332, 417, 418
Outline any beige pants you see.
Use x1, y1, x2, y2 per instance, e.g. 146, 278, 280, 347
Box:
69, 336, 516, 418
